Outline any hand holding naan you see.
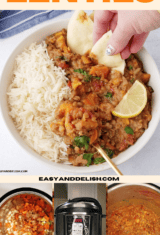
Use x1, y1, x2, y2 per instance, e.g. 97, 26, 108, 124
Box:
93, 10, 160, 59
67, 10, 126, 74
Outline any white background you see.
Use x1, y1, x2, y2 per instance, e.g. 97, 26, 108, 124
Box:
1, 11, 160, 176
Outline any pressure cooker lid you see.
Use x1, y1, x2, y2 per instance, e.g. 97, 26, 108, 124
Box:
55, 197, 102, 214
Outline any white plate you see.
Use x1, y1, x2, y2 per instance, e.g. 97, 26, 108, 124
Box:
1, 19, 160, 173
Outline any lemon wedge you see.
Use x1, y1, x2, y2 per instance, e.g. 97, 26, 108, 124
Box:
112, 80, 147, 118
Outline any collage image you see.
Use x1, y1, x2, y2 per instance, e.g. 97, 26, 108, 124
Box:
1, 6, 160, 235
1, 183, 160, 234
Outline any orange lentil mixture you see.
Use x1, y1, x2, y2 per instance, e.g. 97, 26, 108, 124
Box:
108, 204, 160, 235
46, 29, 153, 166
0, 194, 53, 235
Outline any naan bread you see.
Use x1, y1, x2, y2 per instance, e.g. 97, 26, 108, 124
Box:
89, 11, 94, 21
90, 30, 126, 74
67, 10, 93, 55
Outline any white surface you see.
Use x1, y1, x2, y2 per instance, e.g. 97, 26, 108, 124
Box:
1, 11, 160, 175
0, 183, 52, 197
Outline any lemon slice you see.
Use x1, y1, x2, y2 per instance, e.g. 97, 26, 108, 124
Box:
112, 80, 147, 118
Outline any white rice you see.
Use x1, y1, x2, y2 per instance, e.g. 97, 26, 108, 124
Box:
7, 42, 70, 163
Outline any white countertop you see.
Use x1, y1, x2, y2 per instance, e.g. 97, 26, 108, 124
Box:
1, 11, 160, 176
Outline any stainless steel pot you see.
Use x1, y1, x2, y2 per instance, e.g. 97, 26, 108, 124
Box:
108, 183, 160, 216
55, 197, 106, 235
0, 188, 53, 235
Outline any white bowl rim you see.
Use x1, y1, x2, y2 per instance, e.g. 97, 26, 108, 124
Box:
1, 18, 160, 173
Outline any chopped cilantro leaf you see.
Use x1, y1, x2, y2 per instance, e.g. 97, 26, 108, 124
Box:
129, 55, 132, 59
124, 126, 134, 135
74, 69, 83, 73
148, 86, 154, 93
63, 56, 69, 62
84, 74, 92, 82
83, 153, 94, 167
130, 78, 134, 84
104, 148, 114, 159
74, 69, 92, 82
94, 76, 101, 80
128, 65, 133, 70
73, 136, 90, 150
56, 56, 69, 62
105, 92, 112, 98
94, 157, 106, 164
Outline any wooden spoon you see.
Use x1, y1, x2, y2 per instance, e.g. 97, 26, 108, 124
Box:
93, 144, 123, 175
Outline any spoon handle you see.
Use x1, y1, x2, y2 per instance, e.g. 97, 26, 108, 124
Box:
94, 144, 123, 176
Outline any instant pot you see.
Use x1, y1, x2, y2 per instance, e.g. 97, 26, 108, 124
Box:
55, 197, 106, 235
108, 183, 160, 216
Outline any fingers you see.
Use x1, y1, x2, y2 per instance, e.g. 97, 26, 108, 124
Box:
106, 25, 133, 56
93, 10, 114, 44
109, 14, 118, 33
130, 32, 149, 53
120, 32, 149, 59
94, 10, 150, 57
121, 45, 131, 60
120, 36, 134, 59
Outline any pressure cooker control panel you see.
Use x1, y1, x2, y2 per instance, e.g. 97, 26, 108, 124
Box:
66, 215, 90, 235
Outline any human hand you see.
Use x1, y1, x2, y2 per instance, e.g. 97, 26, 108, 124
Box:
93, 10, 160, 59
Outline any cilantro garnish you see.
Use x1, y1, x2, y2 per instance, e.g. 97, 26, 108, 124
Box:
94, 77, 101, 80
94, 157, 106, 165
73, 136, 90, 150
148, 86, 154, 93
83, 153, 94, 167
124, 126, 134, 135
56, 56, 69, 62
130, 78, 134, 84
105, 92, 112, 98
74, 69, 92, 82
104, 148, 114, 159
74, 69, 84, 73
128, 65, 133, 70
129, 55, 132, 59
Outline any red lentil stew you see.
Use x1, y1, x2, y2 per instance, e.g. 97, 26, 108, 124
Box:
46, 29, 153, 167
0, 194, 53, 235
108, 204, 160, 235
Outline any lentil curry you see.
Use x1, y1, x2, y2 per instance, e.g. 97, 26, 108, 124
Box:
0, 194, 53, 235
46, 29, 153, 167
108, 204, 160, 235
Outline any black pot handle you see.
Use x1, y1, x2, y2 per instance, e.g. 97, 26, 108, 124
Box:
101, 214, 106, 218
0, 187, 52, 204
69, 197, 101, 207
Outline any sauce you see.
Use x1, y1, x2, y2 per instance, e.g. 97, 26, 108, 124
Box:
108, 204, 160, 235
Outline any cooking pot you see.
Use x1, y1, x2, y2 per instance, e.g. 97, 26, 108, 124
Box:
55, 197, 106, 235
0, 187, 53, 235
108, 183, 160, 216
